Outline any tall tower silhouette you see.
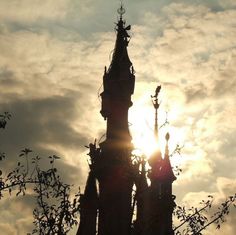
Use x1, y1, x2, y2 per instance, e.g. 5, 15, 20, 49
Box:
147, 86, 176, 235
97, 4, 135, 235
77, 4, 135, 235
77, 5, 176, 235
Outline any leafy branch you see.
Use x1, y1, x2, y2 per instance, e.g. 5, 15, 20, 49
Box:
174, 194, 236, 235
0, 149, 80, 235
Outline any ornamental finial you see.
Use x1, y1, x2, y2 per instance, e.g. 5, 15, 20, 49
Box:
165, 132, 170, 142
117, 1, 126, 19
165, 132, 170, 157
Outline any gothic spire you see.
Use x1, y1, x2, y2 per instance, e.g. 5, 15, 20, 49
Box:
148, 86, 162, 177
97, 6, 135, 235
160, 133, 176, 182
100, 3, 135, 141
106, 3, 133, 81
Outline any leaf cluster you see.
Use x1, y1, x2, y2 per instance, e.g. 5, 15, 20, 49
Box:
0, 112, 11, 129
0, 148, 80, 235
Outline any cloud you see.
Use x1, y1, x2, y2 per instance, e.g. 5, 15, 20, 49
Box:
217, 177, 236, 196
0, 0, 68, 23
0, 195, 35, 234
0, 223, 16, 235
0, 96, 87, 151
184, 83, 208, 103
219, 0, 236, 9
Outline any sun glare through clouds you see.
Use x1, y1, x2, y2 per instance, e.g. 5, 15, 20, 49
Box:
130, 104, 163, 156
129, 92, 187, 168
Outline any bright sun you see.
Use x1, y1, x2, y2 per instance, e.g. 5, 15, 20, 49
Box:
130, 105, 166, 157
129, 101, 186, 166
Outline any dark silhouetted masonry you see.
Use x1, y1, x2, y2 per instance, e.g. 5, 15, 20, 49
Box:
77, 5, 176, 235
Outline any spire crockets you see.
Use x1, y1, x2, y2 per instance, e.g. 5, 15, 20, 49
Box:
105, 3, 134, 85
100, 3, 135, 142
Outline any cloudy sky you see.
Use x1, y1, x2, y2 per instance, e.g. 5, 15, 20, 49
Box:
0, 0, 236, 234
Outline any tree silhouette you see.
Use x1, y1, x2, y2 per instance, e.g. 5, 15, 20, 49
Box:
0, 147, 80, 234
0, 114, 80, 234
174, 194, 236, 234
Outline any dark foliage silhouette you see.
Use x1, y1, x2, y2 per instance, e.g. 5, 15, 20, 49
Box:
0, 111, 11, 129
174, 194, 236, 235
0, 115, 80, 234
0, 147, 80, 234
